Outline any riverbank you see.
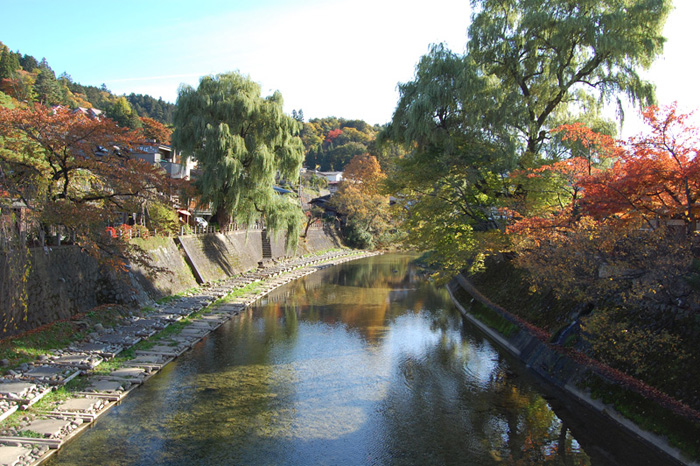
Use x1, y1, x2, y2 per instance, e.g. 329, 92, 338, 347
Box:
0, 249, 379, 466
0, 226, 343, 339
448, 272, 700, 466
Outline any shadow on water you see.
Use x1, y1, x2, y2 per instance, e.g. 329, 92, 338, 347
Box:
46, 254, 678, 466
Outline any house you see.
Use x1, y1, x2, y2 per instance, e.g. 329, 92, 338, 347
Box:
72, 107, 103, 119
132, 143, 196, 180
303, 170, 343, 194
320, 171, 343, 183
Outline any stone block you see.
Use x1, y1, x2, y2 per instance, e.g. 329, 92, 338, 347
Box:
0, 445, 31, 465
88, 380, 124, 393
24, 418, 70, 438
0, 382, 35, 399
56, 397, 101, 412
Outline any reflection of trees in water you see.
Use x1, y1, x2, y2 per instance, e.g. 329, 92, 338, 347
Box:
377, 332, 590, 465
259, 255, 426, 344
254, 255, 588, 464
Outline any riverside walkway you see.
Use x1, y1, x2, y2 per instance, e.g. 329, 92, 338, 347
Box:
0, 249, 378, 466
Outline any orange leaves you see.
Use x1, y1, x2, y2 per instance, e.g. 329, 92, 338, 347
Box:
139, 116, 172, 144
325, 128, 342, 144
509, 104, 700, 242
581, 104, 700, 226
507, 104, 700, 310
342, 153, 386, 192
0, 103, 173, 268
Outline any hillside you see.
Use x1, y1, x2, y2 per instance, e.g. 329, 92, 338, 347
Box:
0, 42, 175, 125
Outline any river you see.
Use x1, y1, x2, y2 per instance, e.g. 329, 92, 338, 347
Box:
46, 254, 673, 465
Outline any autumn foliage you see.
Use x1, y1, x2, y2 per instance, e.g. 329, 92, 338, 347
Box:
0, 104, 172, 269
583, 104, 700, 228
509, 104, 700, 238
331, 154, 392, 248
502, 105, 700, 408
139, 116, 172, 144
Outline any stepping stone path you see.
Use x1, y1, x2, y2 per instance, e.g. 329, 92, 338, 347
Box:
67, 342, 122, 358
52, 397, 105, 416
105, 367, 150, 383
49, 354, 102, 370
0, 250, 380, 465
94, 332, 141, 346
0, 382, 51, 408
122, 354, 171, 371
22, 366, 80, 386
0, 383, 35, 401
23, 418, 74, 439
86, 380, 127, 394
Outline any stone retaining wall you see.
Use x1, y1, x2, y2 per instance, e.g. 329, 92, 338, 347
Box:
0, 227, 344, 338
0, 247, 100, 334
178, 227, 343, 284
177, 231, 262, 283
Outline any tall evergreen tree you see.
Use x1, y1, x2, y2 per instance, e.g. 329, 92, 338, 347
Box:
19, 54, 38, 72
107, 96, 142, 129
0, 48, 20, 80
33, 67, 61, 105
172, 72, 305, 249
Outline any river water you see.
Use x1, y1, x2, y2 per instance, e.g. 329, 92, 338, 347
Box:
46, 254, 673, 465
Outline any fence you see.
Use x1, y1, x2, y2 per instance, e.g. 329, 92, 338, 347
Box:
0, 217, 327, 248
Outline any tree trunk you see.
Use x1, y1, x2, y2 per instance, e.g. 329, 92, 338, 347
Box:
215, 206, 232, 229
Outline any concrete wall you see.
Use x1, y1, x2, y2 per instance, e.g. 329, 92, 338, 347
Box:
178, 231, 263, 283
178, 226, 343, 284
128, 237, 199, 300
0, 227, 343, 338
299, 226, 343, 254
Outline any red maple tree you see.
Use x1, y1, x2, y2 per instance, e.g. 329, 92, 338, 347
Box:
0, 104, 173, 268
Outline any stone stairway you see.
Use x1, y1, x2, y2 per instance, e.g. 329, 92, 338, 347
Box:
258, 230, 272, 268
261, 229, 272, 260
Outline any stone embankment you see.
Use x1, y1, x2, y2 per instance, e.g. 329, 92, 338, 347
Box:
0, 227, 342, 338
0, 249, 378, 466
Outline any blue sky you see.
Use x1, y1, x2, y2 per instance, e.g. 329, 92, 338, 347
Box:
2, 0, 698, 133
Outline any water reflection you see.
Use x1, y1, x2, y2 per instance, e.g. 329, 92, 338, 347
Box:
48, 254, 654, 465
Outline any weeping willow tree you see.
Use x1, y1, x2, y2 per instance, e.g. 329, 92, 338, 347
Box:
381, 0, 671, 278
172, 72, 305, 250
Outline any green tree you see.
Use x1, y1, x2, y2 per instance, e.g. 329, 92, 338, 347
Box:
0, 48, 20, 80
107, 96, 142, 129
382, 0, 670, 277
172, 72, 305, 249
32, 67, 61, 105
19, 54, 38, 72
468, 0, 669, 164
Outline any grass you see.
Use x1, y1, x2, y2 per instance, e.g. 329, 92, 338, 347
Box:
0, 305, 135, 372
16, 430, 44, 438
147, 321, 189, 343
213, 281, 263, 306
587, 378, 700, 462
0, 321, 87, 369
451, 284, 519, 337
1, 376, 92, 431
